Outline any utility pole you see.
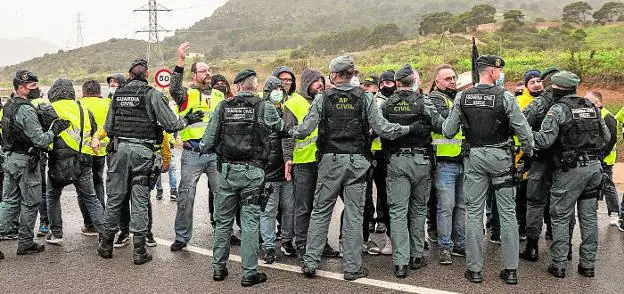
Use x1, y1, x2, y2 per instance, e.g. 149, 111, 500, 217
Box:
134, 0, 172, 67
75, 12, 84, 48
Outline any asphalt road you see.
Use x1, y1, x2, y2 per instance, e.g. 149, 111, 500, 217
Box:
1, 159, 623, 294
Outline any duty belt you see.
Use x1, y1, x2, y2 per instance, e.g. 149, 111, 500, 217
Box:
389, 147, 430, 156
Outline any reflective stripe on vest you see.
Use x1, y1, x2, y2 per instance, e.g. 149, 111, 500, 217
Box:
178, 88, 224, 141
80, 97, 110, 156
51, 100, 94, 155
431, 96, 462, 157
283, 93, 318, 164
601, 108, 617, 165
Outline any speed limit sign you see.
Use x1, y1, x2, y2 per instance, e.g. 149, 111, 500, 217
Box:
154, 69, 172, 88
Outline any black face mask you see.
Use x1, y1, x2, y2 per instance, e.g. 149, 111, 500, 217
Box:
214, 84, 228, 94
380, 86, 396, 97
529, 90, 543, 97
515, 91, 523, 97
552, 88, 576, 100
27, 88, 41, 99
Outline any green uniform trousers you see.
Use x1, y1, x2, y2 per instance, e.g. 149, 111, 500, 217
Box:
212, 163, 264, 278
464, 147, 518, 272
303, 154, 370, 273
386, 152, 431, 266
549, 160, 601, 270
0, 153, 43, 250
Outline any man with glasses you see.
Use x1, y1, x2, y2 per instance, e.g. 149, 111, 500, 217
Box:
429, 64, 466, 265
169, 42, 221, 251
0, 70, 69, 256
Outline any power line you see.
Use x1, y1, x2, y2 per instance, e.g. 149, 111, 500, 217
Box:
75, 12, 85, 48
134, 0, 172, 68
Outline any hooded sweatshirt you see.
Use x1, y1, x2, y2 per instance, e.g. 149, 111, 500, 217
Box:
272, 66, 297, 95
211, 74, 234, 98
46, 78, 97, 150
299, 68, 325, 101
263, 76, 289, 182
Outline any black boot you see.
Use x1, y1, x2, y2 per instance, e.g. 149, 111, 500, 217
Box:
97, 233, 114, 259
577, 264, 595, 278
548, 265, 565, 278
499, 269, 518, 285
519, 238, 539, 262
394, 265, 409, 278
133, 235, 152, 265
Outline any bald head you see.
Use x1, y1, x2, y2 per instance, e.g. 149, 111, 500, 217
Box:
585, 90, 603, 108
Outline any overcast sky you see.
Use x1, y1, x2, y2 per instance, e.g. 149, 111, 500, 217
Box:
0, 0, 226, 48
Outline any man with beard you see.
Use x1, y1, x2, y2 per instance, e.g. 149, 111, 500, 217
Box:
520, 68, 560, 262
0, 70, 69, 256
169, 42, 220, 251
429, 64, 466, 264
283, 67, 340, 261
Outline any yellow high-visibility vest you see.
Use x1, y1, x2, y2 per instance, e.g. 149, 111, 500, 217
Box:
79, 97, 110, 156
431, 95, 463, 157
177, 88, 224, 141
50, 99, 94, 155
283, 93, 318, 164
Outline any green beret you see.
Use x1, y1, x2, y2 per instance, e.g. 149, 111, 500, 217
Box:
329, 55, 354, 73
551, 71, 580, 89
233, 69, 257, 84
540, 67, 560, 80
476, 55, 505, 68
394, 64, 414, 80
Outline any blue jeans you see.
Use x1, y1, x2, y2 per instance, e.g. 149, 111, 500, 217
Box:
260, 181, 294, 249
156, 150, 178, 191
435, 161, 466, 250
174, 150, 219, 243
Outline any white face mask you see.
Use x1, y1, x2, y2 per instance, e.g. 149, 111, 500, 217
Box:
496, 72, 506, 87
108, 87, 117, 96
269, 90, 284, 104
350, 77, 360, 87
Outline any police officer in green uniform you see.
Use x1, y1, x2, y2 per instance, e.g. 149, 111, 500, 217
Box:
97, 59, 204, 265
442, 55, 534, 285
200, 70, 285, 287
532, 71, 610, 279
381, 64, 445, 278
0, 70, 70, 256
520, 68, 560, 261
290, 56, 415, 281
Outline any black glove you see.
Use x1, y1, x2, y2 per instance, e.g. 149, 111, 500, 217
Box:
408, 122, 432, 136
184, 110, 205, 125
50, 119, 71, 136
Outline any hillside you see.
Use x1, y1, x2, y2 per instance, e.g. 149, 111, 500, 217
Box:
0, 0, 595, 84
0, 38, 61, 67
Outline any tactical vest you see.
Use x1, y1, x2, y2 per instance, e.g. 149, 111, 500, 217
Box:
216, 95, 269, 166
459, 85, 511, 147
178, 88, 224, 141
556, 95, 603, 155
429, 91, 463, 158
283, 93, 318, 164
380, 90, 432, 151
51, 99, 94, 155
109, 83, 163, 142
317, 87, 368, 155
80, 97, 110, 156
265, 106, 285, 182
601, 108, 617, 166
1, 97, 35, 152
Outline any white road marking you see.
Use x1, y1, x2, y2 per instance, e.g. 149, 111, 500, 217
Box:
154, 237, 460, 294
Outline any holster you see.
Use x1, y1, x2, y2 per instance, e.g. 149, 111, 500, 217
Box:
107, 137, 118, 154
239, 186, 264, 207
148, 156, 162, 190
27, 147, 42, 172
